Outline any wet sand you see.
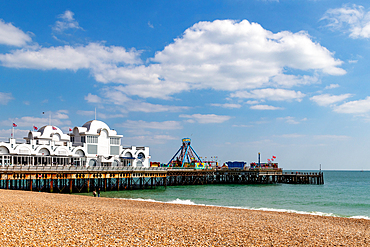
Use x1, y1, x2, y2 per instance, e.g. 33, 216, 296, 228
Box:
0, 189, 369, 246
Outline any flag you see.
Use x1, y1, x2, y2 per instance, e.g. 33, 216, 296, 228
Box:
12, 123, 17, 127
33, 125, 38, 131
52, 126, 57, 130
69, 128, 72, 131
272, 156, 276, 159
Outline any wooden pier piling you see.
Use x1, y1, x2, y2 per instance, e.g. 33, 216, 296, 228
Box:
0, 166, 323, 193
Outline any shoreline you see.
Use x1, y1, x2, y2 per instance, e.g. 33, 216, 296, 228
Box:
1, 189, 369, 246
112, 196, 370, 220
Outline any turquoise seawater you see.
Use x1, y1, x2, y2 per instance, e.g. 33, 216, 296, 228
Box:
83, 171, 370, 219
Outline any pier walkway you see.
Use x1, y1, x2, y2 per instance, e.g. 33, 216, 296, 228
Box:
0, 166, 324, 193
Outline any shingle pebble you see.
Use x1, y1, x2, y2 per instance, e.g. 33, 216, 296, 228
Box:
0, 189, 369, 246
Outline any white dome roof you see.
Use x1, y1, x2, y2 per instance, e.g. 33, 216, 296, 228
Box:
33, 125, 69, 141
82, 120, 111, 134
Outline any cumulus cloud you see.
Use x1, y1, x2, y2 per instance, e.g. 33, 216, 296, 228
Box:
313, 135, 350, 140
0, 19, 32, 46
53, 10, 83, 33
231, 88, 305, 102
277, 116, 307, 124
0, 19, 345, 100
324, 84, 340, 90
0, 42, 141, 70
93, 87, 189, 113
84, 93, 101, 103
322, 4, 370, 39
333, 96, 370, 114
211, 103, 242, 108
179, 114, 231, 124
1, 111, 71, 128
310, 93, 352, 106
250, 105, 283, 110
0, 129, 28, 141
0, 92, 14, 105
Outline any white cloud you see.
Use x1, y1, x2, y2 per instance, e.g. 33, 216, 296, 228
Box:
93, 87, 189, 113
119, 120, 182, 130
231, 88, 305, 102
53, 110, 69, 119
0, 19, 345, 99
322, 4, 370, 39
0, 42, 142, 70
277, 116, 306, 124
313, 135, 350, 140
1, 114, 71, 129
246, 100, 260, 105
250, 105, 283, 110
232, 124, 253, 127
211, 103, 242, 108
333, 96, 370, 114
0, 19, 32, 46
324, 84, 340, 90
84, 93, 101, 103
310, 93, 352, 106
0, 129, 28, 141
271, 74, 319, 88
53, 10, 83, 33
0, 92, 13, 105
179, 114, 231, 124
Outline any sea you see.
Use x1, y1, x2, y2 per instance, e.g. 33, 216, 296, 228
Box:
84, 171, 370, 219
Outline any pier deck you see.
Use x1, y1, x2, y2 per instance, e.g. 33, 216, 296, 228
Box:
0, 166, 324, 193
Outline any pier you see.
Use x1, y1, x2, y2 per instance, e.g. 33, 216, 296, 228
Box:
0, 166, 324, 193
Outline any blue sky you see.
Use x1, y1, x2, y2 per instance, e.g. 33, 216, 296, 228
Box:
1, 0, 370, 170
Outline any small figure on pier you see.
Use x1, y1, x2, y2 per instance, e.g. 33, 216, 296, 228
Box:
98, 188, 101, 197
93, 190, 96, 197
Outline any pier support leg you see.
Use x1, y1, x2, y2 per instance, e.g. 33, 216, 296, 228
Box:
50, 179, 53, 193
117, 178, 120, 191
104, 178, 107, 192
69, 179, 73, 194
87, 179, 90, 193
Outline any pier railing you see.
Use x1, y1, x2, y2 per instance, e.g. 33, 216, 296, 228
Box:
0, 166, 323, 193
0, 165, 167, 172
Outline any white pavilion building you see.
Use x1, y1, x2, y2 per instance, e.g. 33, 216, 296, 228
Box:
0, 120, 150, 167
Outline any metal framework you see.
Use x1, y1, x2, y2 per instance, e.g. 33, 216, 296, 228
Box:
167, 138, 203, 167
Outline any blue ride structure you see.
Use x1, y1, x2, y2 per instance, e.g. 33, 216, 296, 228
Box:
167, 138, 203, 168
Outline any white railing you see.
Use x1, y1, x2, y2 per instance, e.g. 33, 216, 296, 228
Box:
0, 165, 167, 172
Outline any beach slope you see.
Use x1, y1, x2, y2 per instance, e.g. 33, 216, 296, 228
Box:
0, 190, 369, 246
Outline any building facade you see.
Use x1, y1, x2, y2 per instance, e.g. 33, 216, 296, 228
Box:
0, 120, 150, 167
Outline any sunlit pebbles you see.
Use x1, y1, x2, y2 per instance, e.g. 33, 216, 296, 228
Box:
0, 190, 369, 246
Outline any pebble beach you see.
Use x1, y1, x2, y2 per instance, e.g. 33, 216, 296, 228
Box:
0, 190, 369, 246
